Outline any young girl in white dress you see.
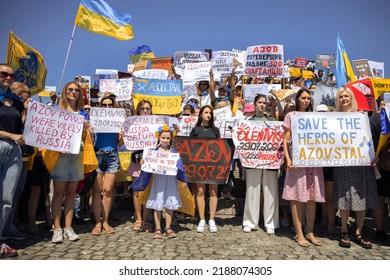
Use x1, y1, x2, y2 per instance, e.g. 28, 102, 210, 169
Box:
137, 125, 183, 239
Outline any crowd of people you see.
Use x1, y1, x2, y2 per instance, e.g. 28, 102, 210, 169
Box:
0, 61, 389, 259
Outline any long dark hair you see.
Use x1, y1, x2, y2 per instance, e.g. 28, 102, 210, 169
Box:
295, 88, 313, 112
196, 105, 218, 133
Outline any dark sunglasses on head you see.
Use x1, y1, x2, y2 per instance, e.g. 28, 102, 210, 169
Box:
0, 71, 16, 79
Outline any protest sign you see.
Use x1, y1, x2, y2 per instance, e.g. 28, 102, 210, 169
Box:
289, 67, 301, 77
151, 56, 173, 74
352, 59, 372, 79
181, 61, 212, 82
245, 45, 284, 77
99, 78, 132, 101
243, 84, 269, 103
173, 51, 209, 66
211, 58, 233, 80
141, 149, 180, 176
215, 118, 237, 139
132, 69, 168, 80
74, 75, 91, 103
23, 101, 84, 154
212, 50, 246, 76
93, 69, 118, 89
313, 83, 337, 109
315, 54, 336, 69
213, 106, 232, 121
177, 116, 197, 137
133, 77, 183, 115
90, 107, 126, 133
123, 115, 170, 151
370, 78, 390, 98
368, 60, 385, 78
346, 78, 375, 111
172, 137, 231, 184
295, 57, 308, 68
232, 120, 284, 169
291, 112, 375, 167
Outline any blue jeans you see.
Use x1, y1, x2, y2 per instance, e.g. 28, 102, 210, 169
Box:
0, 139, 22, 237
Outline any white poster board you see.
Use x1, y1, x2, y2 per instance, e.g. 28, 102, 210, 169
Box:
141, 149, 180, 176
90, 108, 126, 133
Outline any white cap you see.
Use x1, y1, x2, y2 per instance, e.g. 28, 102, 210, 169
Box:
316, 104, 328, 112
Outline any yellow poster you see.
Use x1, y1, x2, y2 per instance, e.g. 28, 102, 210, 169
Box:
370, 78, 390, 98
133, 94, 182, 115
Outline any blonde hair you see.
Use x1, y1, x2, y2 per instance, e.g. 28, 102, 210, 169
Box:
58, 82, 84, 111
335, 87, 357, 112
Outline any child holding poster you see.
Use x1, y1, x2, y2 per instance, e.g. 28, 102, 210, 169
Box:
131, 125, 194, 239
282, 88, 325, 247
190, 105, 220, 233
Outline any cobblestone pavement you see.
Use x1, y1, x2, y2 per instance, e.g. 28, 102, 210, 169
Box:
5, 197, 390, 260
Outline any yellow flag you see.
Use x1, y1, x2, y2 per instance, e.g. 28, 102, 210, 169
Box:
6, 32, 47, 95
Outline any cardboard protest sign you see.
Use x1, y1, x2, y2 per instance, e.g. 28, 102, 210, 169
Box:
90, 107, 126, 133
233, 120, 284, 168
123, 115, 170, 151
132, 69, 168, 80
98, 78, 132, 102
172, 137, 231, 184
141, 149, 180, 176
289, 67, 301, 77
151, 56, 173, 74
23, 101, 84, 154
215, 118, 237, 139
291, 112, 375, 167
213, 106, 232, 121
245, 45, 284, 77
352, 59, 373, 79
313, 83, 337, 109
368, 60, 384, 78
302, 70, 314, 79
133, 77, 183, 115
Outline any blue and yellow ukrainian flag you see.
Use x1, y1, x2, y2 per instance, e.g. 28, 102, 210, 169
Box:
75, 0, 134, 40
6, 32, 47, 95
336, 33, 356, 87
128, 45, 155, 64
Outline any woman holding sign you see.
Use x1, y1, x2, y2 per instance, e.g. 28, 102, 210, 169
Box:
90, 95, 124, 235
190, 105, 220, 233
334, 87, 378, 249
50, 82, 89, 243
242, 94, 280, 235
282, 88, 325, 247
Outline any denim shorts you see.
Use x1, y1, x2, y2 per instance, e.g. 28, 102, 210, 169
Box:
50, 153, 84, 181
96, 149, 120, 174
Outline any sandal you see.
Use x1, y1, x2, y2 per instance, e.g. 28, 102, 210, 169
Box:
132, 220, 142, 232
306, 233, 322, 246
355, 234, 372, 249
153, 228, 162, 239
339, 232, 351, 248
143, 222, 153, 233
91, 224, 102, 236
102, 223, 115, 234
294, 235, 310, 247
165, 228, 176, 238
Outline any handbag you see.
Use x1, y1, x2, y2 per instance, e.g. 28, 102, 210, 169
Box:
21, 144, 35, 157
377, 138, 390, 172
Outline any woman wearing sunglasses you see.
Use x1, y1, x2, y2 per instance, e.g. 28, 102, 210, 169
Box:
90, 95, 124, 235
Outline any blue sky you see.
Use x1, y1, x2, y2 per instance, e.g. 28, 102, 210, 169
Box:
1, 0, 389, 92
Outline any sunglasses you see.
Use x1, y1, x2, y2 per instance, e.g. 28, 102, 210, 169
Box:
20, 90, 31, 96
0, 71, 16, 79
181, 113, 190, 116
84, 108, 91, 111
102, 103, 113, 108
140, 107, 151, 111
67, 87, 80, 92
199, 83, 208, 86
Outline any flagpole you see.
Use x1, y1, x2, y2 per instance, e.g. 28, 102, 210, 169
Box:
58, 24, 77, 94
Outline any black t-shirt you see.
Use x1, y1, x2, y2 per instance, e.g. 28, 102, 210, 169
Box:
0, 100, 24, 134
189, 125, 220, 138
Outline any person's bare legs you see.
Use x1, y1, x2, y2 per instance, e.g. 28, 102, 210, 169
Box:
196, 184, 206, 220
208, 184, 218, 220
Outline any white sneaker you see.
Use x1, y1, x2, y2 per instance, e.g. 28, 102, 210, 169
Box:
243, 226, 252, 233
52, 228, 63, 243
197, 220, 206, 233
208, 220, 218, 233
266, 228, 275, 235
63, 227, 80, 241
